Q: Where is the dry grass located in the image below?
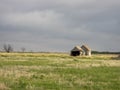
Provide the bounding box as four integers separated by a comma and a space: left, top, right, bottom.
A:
0, 83, 10, 90
0, 53, 120, 90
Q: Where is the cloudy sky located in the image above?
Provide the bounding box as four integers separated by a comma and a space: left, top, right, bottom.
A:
0, 0, 120, 52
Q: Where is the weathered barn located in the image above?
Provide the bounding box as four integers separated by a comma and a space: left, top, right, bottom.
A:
81, 45, 91, 56
71, 46, 83, 56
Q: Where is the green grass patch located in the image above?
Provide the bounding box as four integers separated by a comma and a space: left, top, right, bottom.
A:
0, 53, 120, 90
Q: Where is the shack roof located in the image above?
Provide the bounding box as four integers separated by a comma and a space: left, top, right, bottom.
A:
81, 45, 91, 51
71, 46, 83, 51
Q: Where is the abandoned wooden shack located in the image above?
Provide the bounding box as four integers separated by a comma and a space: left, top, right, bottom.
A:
71, 45, 91, 56
71, 46, 83, 56
81, 45, 91, 56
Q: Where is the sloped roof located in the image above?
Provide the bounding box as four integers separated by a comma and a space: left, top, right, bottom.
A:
81, 45, 91, 51
71, 46, 83, 51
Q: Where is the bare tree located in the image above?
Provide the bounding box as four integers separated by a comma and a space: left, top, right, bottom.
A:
21, 47, 26, 52
3, 44, 13, 53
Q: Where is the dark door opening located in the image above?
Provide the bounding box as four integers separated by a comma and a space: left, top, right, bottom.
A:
71, 51, 80, 56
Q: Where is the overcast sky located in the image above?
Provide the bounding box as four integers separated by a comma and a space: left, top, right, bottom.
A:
0, 0, 120, 52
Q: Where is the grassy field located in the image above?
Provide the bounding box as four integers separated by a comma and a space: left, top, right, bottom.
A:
0, 53, 120, 90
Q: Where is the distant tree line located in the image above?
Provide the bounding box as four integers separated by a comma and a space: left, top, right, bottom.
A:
92, 51, 120, 54
1, 44, 120, 54
1, 44, 26, 53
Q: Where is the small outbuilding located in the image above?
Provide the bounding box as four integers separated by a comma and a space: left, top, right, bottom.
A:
71, 46, 83, 56
81, 45, 91, 56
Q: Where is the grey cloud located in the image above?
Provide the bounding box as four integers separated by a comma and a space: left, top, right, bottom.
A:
0, 0, 120, 52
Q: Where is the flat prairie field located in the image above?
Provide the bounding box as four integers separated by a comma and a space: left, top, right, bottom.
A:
0, 53, 120, 90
